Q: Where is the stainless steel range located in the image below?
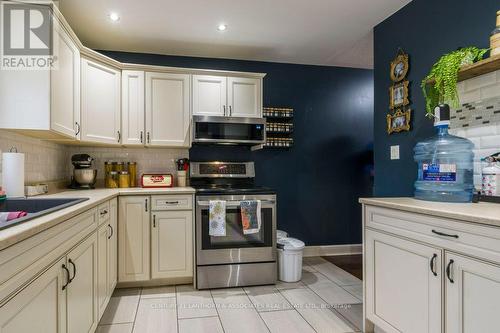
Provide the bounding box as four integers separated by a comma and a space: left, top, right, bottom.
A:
191, 161, 277, 289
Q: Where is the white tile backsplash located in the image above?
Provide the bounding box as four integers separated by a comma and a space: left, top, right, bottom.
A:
0, 129, 189, 187
450, 68, 500, 188
65, 145, 189, 181
0, 130, 70, 185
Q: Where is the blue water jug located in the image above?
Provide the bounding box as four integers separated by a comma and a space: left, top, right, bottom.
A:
414, 104, 475, 202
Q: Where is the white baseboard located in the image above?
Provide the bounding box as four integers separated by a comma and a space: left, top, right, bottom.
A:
303, 244, 362, 257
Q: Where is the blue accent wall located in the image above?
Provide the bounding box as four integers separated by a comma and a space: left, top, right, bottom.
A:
373, 0, 498, 197
101, 51, 373, 246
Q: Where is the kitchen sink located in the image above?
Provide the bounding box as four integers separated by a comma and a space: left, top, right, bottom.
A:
0, 198, 89, 230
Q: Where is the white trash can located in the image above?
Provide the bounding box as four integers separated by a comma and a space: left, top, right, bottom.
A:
277, 230, 288, 240
277, 237, 305, 282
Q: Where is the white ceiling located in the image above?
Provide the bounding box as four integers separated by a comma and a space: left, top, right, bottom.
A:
58, 0, 411, 69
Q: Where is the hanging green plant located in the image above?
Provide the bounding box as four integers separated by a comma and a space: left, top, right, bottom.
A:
421, 47, 489, 118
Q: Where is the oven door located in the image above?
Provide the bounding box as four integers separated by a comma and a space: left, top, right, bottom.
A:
192, 115, 266, 145
196, 194, 276, 265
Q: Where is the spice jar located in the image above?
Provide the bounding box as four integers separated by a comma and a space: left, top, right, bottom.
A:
118, 171, 130, 188
127, 162, 137, 187
106, 171, 119, 188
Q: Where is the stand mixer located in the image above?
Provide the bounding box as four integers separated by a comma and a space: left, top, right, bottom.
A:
69, 154, 97, 189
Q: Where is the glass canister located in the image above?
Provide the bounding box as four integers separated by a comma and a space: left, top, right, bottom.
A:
118, 171, 130, 188
104, 161, 113, 174
127, 162, 137, 187
106, 171, 119, 188
114, 162, 125, 172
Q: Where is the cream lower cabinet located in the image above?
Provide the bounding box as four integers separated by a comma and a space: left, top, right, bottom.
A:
0, 232, 98, 333
363, 204, 500, 333
65, 232, 98, 333
445, 252, 500, 333
97, 199, 118, 318
151, 211, 193, 279
365, 229, 442, 333
118, 196, 150, 282
0, 257, 67, 332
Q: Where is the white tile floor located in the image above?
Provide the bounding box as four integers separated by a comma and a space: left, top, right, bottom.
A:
97, 257, 363, 333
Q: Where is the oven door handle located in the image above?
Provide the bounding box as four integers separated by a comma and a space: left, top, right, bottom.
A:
197, 200, 275, 207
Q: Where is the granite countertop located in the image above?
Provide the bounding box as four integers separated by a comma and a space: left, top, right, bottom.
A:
359, 197, 500, 228
0, 187, 196, 251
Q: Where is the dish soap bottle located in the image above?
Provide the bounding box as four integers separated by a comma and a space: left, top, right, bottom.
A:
481, 154, 500, 196
414, 104, 475, 202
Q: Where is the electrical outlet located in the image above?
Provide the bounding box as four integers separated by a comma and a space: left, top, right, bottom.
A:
390, 145, 400, 160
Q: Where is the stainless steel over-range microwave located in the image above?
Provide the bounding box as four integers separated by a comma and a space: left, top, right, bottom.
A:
192, 115, 266, 145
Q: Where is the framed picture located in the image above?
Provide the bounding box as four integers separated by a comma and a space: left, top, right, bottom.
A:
390, 53, 409, 82
389, 80, 409, 109
387, 109, 411, 134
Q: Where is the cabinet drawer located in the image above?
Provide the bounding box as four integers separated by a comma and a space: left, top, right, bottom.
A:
98, 201, 110, 224
151, 195, 192, 211
0, 209, 97, 303
365, 205, 500, 265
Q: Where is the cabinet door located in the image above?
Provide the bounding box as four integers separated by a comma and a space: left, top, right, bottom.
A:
118, 196, 150, 282
0, 258, 66, 333
108, 199, 118, 293
50, 19, 80, 139
145, 72, 191, 147
445, 252, 500, 333
122, 70, 145, 145
96, 223, 109, 318
151, 210, 193, 279
81, 58, 121, 144
227, 77, 262, 118
66, 233, 98, 333
365, 229, 442, 333
192, 75, 226, 116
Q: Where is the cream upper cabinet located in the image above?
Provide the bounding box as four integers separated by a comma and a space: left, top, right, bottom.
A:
0, 257, 66, 333
445, 252, 500, 333
50, 20, 81, 139
65, 233, 98, 333
151, 210, 193, 280
145, 72, 191, 147
118, 196, 151, 282
122, 70, 145, 145
81, 58, 121, 144
365, 229, 442, 333
227, 77, 262, 117
192, 75, 262, 118
192, 75, 227, 116
0, 14, 80, 140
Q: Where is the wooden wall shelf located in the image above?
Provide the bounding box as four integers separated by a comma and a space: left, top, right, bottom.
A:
425, 54, 500, 85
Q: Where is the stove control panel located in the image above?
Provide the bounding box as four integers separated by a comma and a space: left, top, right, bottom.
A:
190, 162, 255, 178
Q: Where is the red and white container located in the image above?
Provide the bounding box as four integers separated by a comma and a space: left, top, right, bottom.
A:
141, 174, 173, 188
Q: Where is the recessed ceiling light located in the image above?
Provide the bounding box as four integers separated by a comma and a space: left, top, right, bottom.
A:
109, 12, 120, 22
217, 24, 227, 31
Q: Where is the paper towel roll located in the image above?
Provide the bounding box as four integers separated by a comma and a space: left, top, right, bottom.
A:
2, 152, 25, 198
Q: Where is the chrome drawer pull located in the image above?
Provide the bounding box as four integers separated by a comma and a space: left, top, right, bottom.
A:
432, 229, 459, 238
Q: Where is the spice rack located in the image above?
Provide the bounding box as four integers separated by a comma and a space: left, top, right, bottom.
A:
263, 107, 294, 149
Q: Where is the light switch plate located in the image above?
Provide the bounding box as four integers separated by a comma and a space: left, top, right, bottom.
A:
390, 145, 400, 160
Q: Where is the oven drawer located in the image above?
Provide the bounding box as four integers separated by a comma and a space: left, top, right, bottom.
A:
197, 262, 277, 289
151, 195, 193, 211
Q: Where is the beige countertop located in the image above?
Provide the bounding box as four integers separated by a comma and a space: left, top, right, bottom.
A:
360, 197, 500, 228
0, 187, 195, 251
